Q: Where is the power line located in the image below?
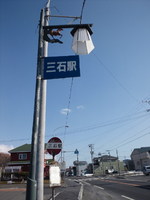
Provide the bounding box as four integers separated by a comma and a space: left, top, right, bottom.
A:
60, 111, 149, 136
108, 125, 150, 151
80, 0, 87, 23
1, 109, 149, 143
92, 52, 139, 102
110, 132, 150, 151
61, 78, 74, 144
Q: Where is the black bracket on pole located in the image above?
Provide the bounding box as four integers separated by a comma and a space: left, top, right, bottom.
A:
43, 24, 93, 43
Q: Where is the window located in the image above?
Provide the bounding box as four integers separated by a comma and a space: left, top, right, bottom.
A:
18, 153, 27, 160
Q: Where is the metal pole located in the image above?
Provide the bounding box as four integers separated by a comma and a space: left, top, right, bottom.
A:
52, 188, 55, 200
36, 1, 50, 200
51, 155, 55, 200
77, 152, 79, 176
26, 8, 44, 200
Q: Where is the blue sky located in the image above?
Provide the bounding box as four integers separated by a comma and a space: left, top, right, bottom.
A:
0, 0, 150, 167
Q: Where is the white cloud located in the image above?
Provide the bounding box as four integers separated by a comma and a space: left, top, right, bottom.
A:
60, 108, 71, 115
0, 144, 14, 153
76, 105, 85, 110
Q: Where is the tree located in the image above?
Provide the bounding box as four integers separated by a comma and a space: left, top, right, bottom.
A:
0, 153, 10, 180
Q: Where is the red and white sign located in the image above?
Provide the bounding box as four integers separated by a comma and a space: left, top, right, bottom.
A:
46, 137, 62, 156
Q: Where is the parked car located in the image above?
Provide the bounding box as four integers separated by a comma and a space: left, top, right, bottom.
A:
83, 173, 93, 177
142, 166, 150, 176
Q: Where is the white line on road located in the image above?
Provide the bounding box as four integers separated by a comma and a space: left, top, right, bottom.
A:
94, 185, 104, 190
121, 195, 135, 200
78, 182, 84, 200
81, 180, 91, 186
49, 192, 61, 200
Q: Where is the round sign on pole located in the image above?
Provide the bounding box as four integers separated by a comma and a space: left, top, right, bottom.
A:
46, 137, 62, 158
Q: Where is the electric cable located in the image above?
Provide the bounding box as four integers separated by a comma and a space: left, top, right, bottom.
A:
80, 0, 87, 23
64, 78, 74, 133
92, 52, 139, 102
108, 125, 150, 151
110, 132, 150, 151
1, 109, 149, 143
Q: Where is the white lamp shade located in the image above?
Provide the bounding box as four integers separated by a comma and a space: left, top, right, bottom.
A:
72, 28, 95, 55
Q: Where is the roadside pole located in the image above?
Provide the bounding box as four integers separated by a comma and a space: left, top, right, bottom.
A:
36, 1, 50, 200
89, 144, 94, 174
116, 149, 120, 175
26, 8, 44, 200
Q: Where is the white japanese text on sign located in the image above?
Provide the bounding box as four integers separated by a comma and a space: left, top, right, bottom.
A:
46, 143, 62, 149
46, 61, 77, 73
43, 55, 80, 80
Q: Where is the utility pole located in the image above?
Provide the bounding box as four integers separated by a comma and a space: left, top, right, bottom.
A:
26, 7, 45, 200
89, 144, 94, 173
36, 1, 50, 200
106, 150, 111, 169
116, 149, 120, 175
26, 1, 95, 199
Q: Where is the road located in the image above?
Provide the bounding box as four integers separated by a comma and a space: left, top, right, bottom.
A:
0, 175, 150, 200
84, 175, 150, 200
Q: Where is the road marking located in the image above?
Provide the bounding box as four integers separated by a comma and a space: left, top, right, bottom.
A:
101, 179, 139, 187
94, 185, 104, 190
78, 182, 84, 200
49, 192, 60, 200
82, 181, 91, 186
121, 195, 135, 200
0, 188, 26, 192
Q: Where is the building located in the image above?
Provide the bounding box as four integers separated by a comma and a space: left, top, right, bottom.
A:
93, 155, 124, 175
7, 144, 31, 173
73, 161, 87, 176
123, 159, 135, 171
131, 147, 150, 171
5, 144, 52, 179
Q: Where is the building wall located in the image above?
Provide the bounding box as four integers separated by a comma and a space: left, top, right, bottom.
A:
11, 152, 30, 162
94, 160, 124, 175
131, 150, 150, 170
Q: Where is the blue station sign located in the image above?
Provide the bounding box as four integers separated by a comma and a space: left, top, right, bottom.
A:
43, 55, 80, 80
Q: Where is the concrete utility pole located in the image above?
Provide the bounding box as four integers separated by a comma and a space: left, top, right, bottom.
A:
89, 144, 94, 173
36, 1, 50, 200
116, 149, 120, 175
26, 7, 45, 200
26, 1, 95, 199
106, 150, 111, 169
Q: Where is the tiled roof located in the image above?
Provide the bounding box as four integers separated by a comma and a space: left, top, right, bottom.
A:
132, 147, 150, 154
9, 143, 48, 153
140, 147, 150, 153
9, 144, 31, 153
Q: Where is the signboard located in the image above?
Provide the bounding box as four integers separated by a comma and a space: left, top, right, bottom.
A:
43, 55, 80, 79
46, 137, 62, 156
49, 165, 61, 187
74, 149, 79, 154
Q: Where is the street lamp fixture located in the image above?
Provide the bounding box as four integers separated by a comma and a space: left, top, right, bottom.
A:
43, 23, 94, 55
71, 27, 94, 55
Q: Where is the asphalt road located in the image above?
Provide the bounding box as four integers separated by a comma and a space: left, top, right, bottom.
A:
84, 175, 150, 200
0, 175, 150, 200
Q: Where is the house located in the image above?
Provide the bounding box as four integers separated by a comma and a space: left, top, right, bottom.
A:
6, 144, 52, 178
7, 144, 31, 173
131, 147, 150, 171
93, 155, 124, 175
